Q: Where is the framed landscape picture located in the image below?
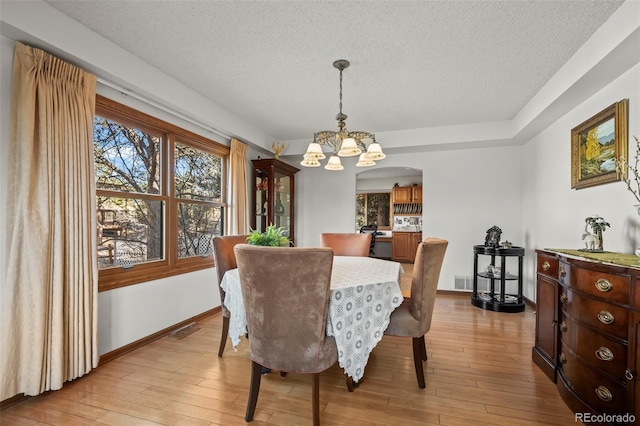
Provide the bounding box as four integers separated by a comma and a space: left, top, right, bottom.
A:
571, 98, 628, 189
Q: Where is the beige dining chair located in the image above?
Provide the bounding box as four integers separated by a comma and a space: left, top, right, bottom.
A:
383, 237, 448, 388
212, 234, 248, 357
234, 244, 339, 425
320, 232, 372, 257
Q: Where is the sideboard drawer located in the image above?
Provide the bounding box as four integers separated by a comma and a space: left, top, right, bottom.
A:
559, 343, 628, 415
561, 289, 628, 341
559, 314, 627, 380
537, 253, 558, 278
570, 266, 629, 305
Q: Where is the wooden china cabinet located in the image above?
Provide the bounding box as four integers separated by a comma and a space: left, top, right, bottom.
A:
251, 158, 299, 245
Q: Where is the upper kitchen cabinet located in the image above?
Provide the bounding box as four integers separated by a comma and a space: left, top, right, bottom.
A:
393, 185, 421, 204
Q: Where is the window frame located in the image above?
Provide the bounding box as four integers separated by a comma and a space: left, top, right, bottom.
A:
356, 191, 392, 231
95, 95, 229, 291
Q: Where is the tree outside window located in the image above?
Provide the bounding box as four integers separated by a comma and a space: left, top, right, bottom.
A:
356, 192, 391, 229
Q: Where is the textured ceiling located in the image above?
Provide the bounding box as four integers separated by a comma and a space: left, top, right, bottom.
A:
44, 0, 623, 144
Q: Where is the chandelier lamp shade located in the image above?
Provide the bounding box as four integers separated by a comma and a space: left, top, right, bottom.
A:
301, 59, 385, 170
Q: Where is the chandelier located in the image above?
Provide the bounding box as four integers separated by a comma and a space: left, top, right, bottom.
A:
300, 59, 385, 170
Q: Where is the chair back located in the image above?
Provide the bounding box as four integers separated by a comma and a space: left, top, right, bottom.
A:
409, 238, 448, 335
212, 235, 248, 315
320, 232, 372, 257
359, 225, 378, 255
234, 244, 337, 373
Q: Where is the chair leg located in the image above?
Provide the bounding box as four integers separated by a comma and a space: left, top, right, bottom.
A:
420, 335, 428, 361
312, 373, 320, 426
245, 361, 262, 422
218, 316, 229, 357
412, 337, 426, 389
345, 374, 354, 392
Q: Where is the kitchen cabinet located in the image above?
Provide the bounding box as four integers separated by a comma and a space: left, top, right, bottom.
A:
392, 185, 421, 204
392, 232, 421, 262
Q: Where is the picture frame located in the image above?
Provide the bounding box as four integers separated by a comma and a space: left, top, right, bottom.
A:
571, 98, 628, 189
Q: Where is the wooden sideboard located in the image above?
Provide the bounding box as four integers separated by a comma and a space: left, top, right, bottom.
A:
533, 249, 640, 421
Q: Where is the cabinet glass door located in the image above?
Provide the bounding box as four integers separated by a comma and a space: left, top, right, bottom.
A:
274, 171, 291, 238
255, 169, 268, 233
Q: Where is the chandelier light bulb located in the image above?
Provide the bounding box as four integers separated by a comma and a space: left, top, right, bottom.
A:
300, 157, 321, 167
303, 142, 326, 160
363, 142, 386, 160
324, 155, 344, 170
337, 137, 362, 157
356, 153, 376, 167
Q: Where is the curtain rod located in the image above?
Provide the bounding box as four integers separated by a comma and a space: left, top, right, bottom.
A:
96, 77, 231, 141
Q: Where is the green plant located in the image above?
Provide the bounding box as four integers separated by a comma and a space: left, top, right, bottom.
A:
246, 224, 290, 246
585, 215, 610, 234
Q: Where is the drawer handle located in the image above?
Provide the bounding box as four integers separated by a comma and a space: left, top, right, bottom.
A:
559, 353, 567, 364
626, 369, 634, 381
559, 267, 566, 278
595, 385, 613, 402
542, 261, 550, 271
597, 310, 615, 325
560, 293, 568, 304
559, 322, 567, 332
595, 347, 614, 362
595, 278, 613, 292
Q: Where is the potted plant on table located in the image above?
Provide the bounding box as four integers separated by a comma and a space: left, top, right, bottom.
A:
583, 215, 610, 252
246, 224, 290, 246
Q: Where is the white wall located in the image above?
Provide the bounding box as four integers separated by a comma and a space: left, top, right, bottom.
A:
521, 63, 640, 298
98, 268, 216, 354
356, 174, 422, 192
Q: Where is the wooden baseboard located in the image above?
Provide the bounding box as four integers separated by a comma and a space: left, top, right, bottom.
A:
436, 290, 536, 308
99, 307, 220, 364
1, 307, 221, 410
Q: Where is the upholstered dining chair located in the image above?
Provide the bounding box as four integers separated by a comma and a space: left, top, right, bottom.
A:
320, 232, 372, 257
234, 244, 338, 425
212, 234, 248, 357
383, 237, 448, 388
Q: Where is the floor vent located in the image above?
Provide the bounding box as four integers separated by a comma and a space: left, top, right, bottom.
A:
169, 322, 200, 340
454, 276, 488, 292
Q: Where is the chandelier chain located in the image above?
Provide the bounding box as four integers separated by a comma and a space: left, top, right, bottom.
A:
339, 66, 343, 117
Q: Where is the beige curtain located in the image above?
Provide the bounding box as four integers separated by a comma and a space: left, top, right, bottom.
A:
1, 42, 98, 399
229, 138, 249, 234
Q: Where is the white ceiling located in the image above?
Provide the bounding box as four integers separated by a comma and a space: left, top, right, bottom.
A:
42, 0, 624, 149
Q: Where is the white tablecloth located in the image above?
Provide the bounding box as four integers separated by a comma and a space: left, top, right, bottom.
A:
220, 256, 404, 381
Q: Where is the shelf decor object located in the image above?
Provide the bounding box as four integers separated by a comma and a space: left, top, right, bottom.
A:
300, 59, 385, 170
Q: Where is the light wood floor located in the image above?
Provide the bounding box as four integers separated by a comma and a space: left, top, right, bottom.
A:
1, 293, 576, 425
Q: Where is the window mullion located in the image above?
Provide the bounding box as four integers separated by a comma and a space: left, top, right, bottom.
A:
166, 132, 175, 267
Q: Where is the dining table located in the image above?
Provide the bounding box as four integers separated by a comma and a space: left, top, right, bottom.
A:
220, 255, 404, 382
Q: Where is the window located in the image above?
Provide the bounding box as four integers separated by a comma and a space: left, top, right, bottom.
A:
94, 95, 228, 290
355, 192, 391, 229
